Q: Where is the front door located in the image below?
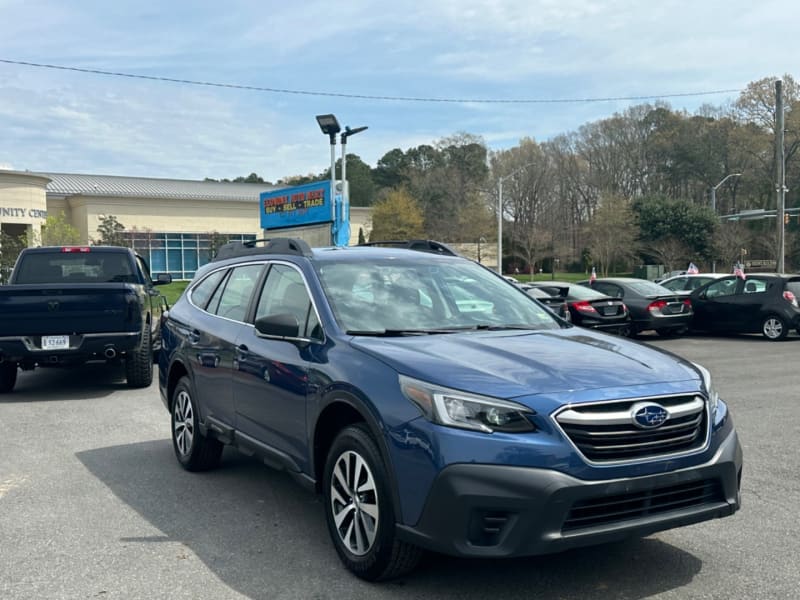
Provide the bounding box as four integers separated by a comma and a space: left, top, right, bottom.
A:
232, 263, 321, 470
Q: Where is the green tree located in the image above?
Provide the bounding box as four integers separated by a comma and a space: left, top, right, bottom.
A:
0, 231, 27, 283
95, 215, 126, 246
38, 212, 82, 246
358, 227, 366, 245
634, 195, 717, 262
369, 188, 425, 241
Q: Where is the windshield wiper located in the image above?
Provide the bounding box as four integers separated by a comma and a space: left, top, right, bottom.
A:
346, 328, 460, 337
467, 324, 539, 331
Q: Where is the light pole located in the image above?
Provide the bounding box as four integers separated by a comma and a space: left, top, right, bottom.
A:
338, 125, 367, 247
315, 115, 367, 247
497, 163, 535, 275
711, 173, 741, 214
711, 172, 742, 273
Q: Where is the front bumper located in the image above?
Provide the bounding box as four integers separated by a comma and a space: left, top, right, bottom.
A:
396, 428, 741, 558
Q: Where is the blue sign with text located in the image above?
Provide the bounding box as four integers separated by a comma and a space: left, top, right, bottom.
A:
260, 181, 333, 230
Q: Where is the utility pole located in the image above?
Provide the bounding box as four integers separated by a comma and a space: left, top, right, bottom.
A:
776, 80, 786, 273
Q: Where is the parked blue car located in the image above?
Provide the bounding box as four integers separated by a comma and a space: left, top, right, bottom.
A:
159, 238, 742, 581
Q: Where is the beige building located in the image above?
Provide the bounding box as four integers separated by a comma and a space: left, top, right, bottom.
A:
0, 170, 373, 279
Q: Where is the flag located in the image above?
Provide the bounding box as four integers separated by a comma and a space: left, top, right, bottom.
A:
590, 266, 597, 283
733, 262, 746, 280
687, 262, 699, 274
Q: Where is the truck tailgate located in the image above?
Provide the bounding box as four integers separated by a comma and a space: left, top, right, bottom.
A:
0, 284, 140, 336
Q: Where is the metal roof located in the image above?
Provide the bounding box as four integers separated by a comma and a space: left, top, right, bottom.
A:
39, 171, 278, 202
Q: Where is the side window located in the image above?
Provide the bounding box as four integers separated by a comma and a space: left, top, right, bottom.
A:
593, 282, 621, 297
190, 269, 227, 309
743, 279, 767, 294
255, 264, 320, 339
213, 264, 264, 322
706, 278, 737, 298
135, 256, 152, 285
662, 278, 684, 292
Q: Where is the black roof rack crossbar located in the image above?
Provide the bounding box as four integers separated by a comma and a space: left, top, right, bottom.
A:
358, 239, 459, 256
212, 237, 313, 261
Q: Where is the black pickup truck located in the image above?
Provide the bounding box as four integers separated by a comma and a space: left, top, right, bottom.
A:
0, 246, 171, 393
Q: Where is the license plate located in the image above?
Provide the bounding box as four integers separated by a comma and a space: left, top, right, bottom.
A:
42, 335, 69, 350
602, 307, 617, 316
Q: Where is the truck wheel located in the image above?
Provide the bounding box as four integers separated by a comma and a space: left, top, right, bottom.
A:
171, 376, 223, 471
125, 326, 153, 388
323, 424, 422, 581
0, 361, 18, 393
762, 315, 788, 340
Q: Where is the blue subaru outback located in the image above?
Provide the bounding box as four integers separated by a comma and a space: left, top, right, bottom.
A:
159, 238, 742, 580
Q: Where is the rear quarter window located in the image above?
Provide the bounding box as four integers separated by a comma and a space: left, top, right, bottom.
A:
190, 269, 227, 309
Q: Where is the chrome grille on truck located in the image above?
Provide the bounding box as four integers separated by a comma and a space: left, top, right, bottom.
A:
554, 395, 708, 463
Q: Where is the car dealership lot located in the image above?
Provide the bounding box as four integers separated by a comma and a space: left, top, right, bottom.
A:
1, 334, 798, 599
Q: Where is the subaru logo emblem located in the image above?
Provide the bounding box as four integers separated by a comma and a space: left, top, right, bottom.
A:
630, 402, 669, 429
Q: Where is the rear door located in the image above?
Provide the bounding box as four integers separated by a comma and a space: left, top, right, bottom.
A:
732, 276, 771, 331
189, 263, 264, 428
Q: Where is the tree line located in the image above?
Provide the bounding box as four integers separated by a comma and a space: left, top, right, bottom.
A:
254, 74, 800, 274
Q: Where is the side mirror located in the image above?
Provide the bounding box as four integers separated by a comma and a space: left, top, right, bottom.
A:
154, 273, 173, 286
255, 313, 300, 339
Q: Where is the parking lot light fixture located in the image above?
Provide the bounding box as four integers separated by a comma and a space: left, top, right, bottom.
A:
316, 114, 341, 219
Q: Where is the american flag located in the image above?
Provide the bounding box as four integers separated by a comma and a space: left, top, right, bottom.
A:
590, 266, 597, 283
733, 262, 746, 279
687, 262, 699, 274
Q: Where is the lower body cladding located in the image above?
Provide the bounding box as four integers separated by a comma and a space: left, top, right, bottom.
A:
396, 429, 741, 557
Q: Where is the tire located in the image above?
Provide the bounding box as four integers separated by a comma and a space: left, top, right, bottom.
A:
125, 325, 153, 388
171, 376, 223, 471
0, 361, 18, 393
762, 314, 788, 341
323, 424, 422, 581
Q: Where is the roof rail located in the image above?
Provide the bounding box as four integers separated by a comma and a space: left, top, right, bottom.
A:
212, 237, 313, 261
358, 239, 459, 256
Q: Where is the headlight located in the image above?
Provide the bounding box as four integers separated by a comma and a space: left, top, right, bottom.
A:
399, 375, 536, 433
693, 363, 719, 417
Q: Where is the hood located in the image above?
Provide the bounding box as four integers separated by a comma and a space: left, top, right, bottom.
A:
350, 328, 698, 400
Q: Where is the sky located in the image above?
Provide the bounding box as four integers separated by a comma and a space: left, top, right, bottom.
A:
0, 0, 797, 182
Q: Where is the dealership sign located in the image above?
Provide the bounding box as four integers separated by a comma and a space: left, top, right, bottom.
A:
260, 181, 332, 230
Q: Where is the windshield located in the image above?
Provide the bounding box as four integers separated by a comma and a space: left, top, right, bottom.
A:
316, 258, 561, 334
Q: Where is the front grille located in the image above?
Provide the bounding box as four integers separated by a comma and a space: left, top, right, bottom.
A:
562, 479, 724, 532
555, 395, 708, 462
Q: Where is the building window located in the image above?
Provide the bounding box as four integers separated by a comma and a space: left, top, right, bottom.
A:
121, 231, 256, 280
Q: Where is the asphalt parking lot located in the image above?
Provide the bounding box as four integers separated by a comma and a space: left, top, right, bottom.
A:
1, 333, 798, 599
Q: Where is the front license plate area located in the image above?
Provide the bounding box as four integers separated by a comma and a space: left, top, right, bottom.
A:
42, 335, 70, 350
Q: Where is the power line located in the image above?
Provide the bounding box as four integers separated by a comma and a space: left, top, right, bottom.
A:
0, 58, 742, 105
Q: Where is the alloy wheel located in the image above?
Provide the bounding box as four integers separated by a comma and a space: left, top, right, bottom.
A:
173, 389, 195, 456
330, 450, 379, 556
763, 317, 784, 340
